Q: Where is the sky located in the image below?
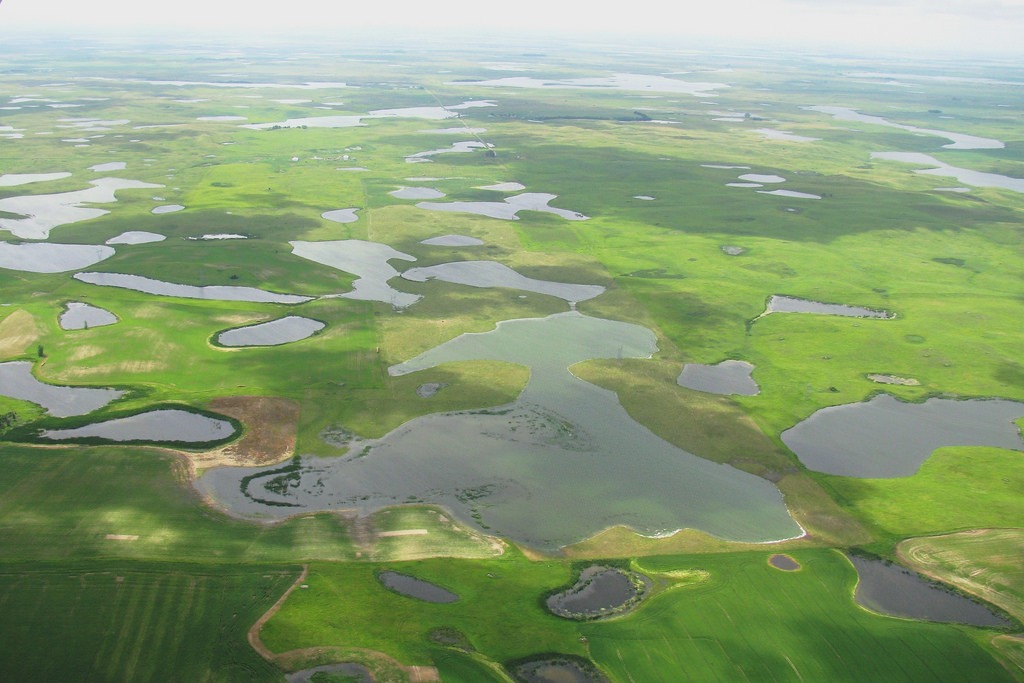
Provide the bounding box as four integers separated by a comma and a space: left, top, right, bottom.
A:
3, 0, 1024, 56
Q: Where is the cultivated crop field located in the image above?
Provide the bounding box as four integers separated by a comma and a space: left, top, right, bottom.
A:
0, 30, 1021, 682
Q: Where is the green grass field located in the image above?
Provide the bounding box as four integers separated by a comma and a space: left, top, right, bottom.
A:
258, 549, 1016, 682
0, 561, 297, 682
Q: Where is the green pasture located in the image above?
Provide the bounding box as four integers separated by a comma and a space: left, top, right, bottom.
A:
0, 561, 296, 682
261, 549, 1015, 682
0, 444, 358, 563
585, 550, 1015, 683
821, 446, 1024, 544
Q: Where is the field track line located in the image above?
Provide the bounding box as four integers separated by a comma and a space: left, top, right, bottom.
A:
248, 564, 309, 661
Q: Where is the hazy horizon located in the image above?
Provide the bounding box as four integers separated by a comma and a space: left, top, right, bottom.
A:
3, 0, 1024, 58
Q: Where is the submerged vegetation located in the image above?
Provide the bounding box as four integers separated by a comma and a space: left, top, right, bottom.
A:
0, 29, 1021, 683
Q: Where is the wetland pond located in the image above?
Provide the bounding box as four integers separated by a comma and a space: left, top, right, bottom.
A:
377, 571, 459, 603
547, 566, 650, 619
60, 302, 118, 330
106, 231, 165, 245
401, 260, 605, 303
151, 204, 184, 214
0, 361, 124, 417
871, 152, 1024, 193
41, 408, 236, 444
677, 359, 758, 396
848, 555, 1010, 627
197, 311, 802, 550
807, 106, 1003, 150
763, 295, 892, 319
285, 664, 371, 683
416, 193, 588, 221
320, 208, 360, 223
769, 554, 801, 571
512, 656, 609, 683
74, 272, 312, 304
289, 239, 420, 307
216, 316, 324, 347
0, 242, 114, 273
0, 177, 162, 240
783, 394, 1024, 478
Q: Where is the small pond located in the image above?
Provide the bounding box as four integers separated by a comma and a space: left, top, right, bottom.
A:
757, 189, 821, 199
739, 173, 785, 183
401, 260, 605, 303
764, 295, 892, 319
151, 204, 184, 214
216, 316, 324, 347
677, 359, 758, 396
406, 141, 490, 160
0, 172, 71, 187
285, 663, 371, 683
416, 192, 588, 221
89, 162, 127, 172
416, 382, 447, 398
769, 554, 801, 571
41, 408, 236, 444
420, 234, 484, 247
512, 656, 609, 683
289, 239, 420, 308
756, 128, 819, 142
389, 187, 445, 200
74, 272, 312, 304
106, 231, 166, 245
782, 394, 1024, 478
321, 208, 360, 224
0, 361, 124, 417
848, 555, 1011, 627
60, 302, 118, 330
377, 571, 458, 603
0, 241, 114, 273
547, 566, 650, 619
478, 181, 525, 192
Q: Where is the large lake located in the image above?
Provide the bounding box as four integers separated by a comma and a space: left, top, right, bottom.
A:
197, 312, 801, 550
783, 394, 1024, 477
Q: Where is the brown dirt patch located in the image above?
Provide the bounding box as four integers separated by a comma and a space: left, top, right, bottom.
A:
186, 396, 299, 471
0, 309, 39, 358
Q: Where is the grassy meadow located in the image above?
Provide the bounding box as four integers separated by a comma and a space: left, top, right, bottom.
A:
0, 33, 1021, 682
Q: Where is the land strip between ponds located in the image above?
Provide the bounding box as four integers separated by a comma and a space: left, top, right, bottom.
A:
247, 566, 443, 680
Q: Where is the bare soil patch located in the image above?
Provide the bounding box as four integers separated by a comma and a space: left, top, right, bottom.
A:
187, 396, 299, 471
378, 529, 429, 537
